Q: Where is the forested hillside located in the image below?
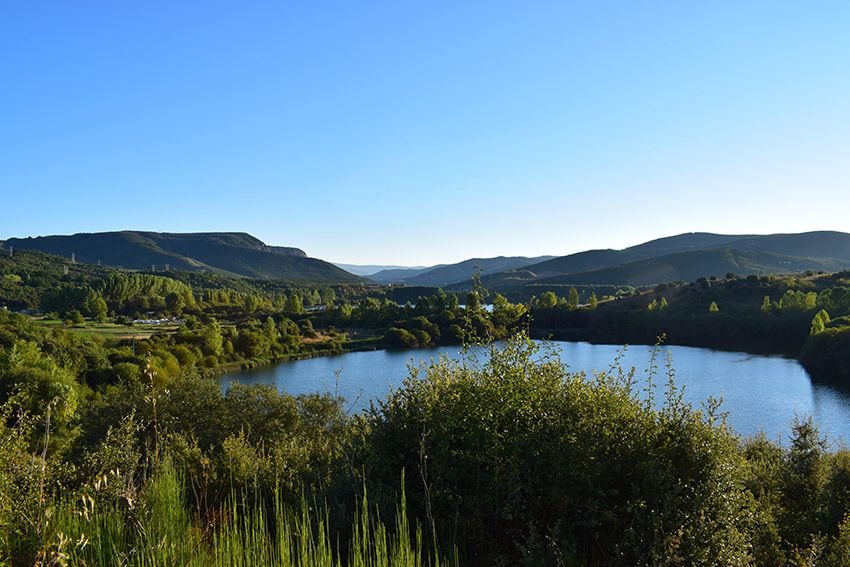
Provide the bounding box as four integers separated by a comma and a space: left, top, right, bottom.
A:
449, 231, 850, 294
3, 232, 359, 283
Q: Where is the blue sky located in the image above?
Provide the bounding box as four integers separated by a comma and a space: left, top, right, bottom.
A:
2, 2, 848, 265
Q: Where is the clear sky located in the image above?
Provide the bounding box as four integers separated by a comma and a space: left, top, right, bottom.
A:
1, 2, 849, 265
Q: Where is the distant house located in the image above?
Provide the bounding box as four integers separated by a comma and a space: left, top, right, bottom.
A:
132, 317, 186, 325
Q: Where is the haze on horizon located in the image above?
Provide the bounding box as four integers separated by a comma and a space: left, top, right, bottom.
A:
2, 2, 849, 266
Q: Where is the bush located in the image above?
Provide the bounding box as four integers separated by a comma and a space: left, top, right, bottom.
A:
361, 335, 752, 564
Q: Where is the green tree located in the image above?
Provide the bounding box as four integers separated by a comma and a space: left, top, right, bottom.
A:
659, 297, 668, 310
264, 316, 279, 342
0, 340, 82, 452
781, 418, 828, 546
568, 287, 580, 310
466, 269, 488, 313
588, 292, 599, 310
285, 294, 304, 314
201, 318, 224, 357
299, 318, 316, 338
235, 329, 271, 359
385, 327, 418, 348
67, 309, 85, 326
321, 288, 336, 311
538, 291, 558, 308
709, 301, 719, 313
761, 295, 772, 314
165, 291, 185, 314
810, 309, 831, 336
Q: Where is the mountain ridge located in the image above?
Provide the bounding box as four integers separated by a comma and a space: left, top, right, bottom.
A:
449, 231, 850, 292
3, 231, 360, 284
370, 255, 556, 286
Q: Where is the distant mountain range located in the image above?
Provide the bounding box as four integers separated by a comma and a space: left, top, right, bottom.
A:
2, 231, 362, 284
359, 231, 850, 292
332, 263, 428, 277
447, 231, 850, 293
4, 230, 849, 291
369, 256, 556, 286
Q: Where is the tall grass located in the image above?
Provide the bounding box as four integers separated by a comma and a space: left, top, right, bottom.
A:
34, 462, 451, 567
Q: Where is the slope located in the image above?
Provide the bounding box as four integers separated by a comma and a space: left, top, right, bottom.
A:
523, 248, 850, 288
4, 231, 361, 284
384, 256, 556, 287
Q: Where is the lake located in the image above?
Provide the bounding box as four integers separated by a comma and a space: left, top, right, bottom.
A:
222, 341, 850, 446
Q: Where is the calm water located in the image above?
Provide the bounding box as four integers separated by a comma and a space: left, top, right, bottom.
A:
222, 342, 850, 446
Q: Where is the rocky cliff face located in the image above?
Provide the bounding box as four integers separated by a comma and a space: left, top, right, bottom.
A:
266, 245, 307, 257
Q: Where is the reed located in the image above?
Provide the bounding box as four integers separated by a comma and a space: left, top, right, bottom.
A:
35, 461, 451, 567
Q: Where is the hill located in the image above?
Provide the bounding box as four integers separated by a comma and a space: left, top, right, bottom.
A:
440, 231, 850, 294
521, 231, 850, 279
334, 263, 428, 277
3, 231, 361, 284
372, 256, 555, 286
368, 266, 437, 283
526, 248, 850, 287
371, 232, 850, 290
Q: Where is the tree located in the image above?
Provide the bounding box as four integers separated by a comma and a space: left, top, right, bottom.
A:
299, 318, 316, 338
647, 299, 658, 311
321, 288, 336, 311
466, 289, 482, 312
538, 291, 558, 308
67, 309, 85, 326
412, 329, 432, 346
659, 297, 669, 310
568, 287, 580, 310
466, 268, 489, 313
782, 418, 828, 545
385, 327, 418, 348
87, 295, 109, 322
264, 316, 279, 342
761, 295, 772, 314
0, 340, 82, 452
165, 291, 185, 315
709, 301, 719, 313
810, 309, 830, 336
285, 294, 304, 315
235, 329, 271, 359
201, 318, 224, 357
589, 292, 599, 310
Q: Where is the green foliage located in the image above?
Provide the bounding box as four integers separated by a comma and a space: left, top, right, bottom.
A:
5, 231, 361, 283
801, 324, 850, 383
362, 336, 752, 564
99, 272, 196, 314
779, 289, 818, 311
537, 291, 558, 308
811, 309, 831, 335
568, 286, 580, 310
386, 327, 419, 348
8, 256, 850, 563
30, 460, 448, 567
818, 286, 850, 312
0, 340, 83, 453
709, 300, 719, 313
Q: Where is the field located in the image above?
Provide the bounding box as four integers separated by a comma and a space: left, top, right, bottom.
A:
35, 318, 180, 340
